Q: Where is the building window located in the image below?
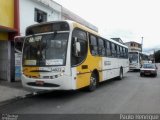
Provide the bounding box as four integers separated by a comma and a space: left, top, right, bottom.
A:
35, 8, 47, 23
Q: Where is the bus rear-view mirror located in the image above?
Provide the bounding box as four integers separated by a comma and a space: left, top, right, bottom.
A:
74, 42, 81, 57
76, 42, 81, 53
73, 37, 81, 57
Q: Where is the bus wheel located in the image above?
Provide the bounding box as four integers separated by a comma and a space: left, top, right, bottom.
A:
88, 72, 98, 92
118, 68, 123, 80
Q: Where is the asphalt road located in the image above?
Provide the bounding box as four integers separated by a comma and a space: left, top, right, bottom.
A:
0, 70, 160, 114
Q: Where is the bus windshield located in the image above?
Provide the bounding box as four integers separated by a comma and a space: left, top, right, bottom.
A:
129, 52, 138, 63
23, 32, 69, 66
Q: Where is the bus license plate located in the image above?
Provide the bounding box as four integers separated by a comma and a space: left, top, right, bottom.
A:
36, 81, 44, 85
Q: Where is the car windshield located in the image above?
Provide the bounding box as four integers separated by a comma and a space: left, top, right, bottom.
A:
143, 64, 155, 69
23, 32, 69, 66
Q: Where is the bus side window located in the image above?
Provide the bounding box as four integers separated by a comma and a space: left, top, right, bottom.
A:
98, 38, 105, 56
71, 29, 88, 66
117, 45, 120, 58
123, 47, 126, 58
89, 35, 98, 56
115, 44, 117, 57
120, 46, 123, 58
126, 48, 128, 58
105, 40, 111, 57
111, 43, 116, 57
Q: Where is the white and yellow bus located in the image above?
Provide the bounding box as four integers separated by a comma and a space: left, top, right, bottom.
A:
21, 20, 129, 91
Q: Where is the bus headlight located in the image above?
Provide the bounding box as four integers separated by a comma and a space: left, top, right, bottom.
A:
49, 73, 64, 79
60, 73, 64, 76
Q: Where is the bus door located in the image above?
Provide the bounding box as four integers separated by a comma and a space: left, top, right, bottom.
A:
14, 36, 25, 81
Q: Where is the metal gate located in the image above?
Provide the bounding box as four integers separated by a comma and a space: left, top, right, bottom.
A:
0, 41, 9, 81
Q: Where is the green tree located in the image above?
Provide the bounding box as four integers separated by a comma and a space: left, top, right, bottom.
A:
155, 50, 160, 63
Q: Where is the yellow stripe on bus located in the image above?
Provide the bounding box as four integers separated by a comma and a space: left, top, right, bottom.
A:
23, 67, 40, 78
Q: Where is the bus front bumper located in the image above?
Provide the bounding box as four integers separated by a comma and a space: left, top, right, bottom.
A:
21, 75, 74, 92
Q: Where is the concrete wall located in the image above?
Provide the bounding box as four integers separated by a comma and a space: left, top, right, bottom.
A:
0, 41, 10, 80
19, 0, 62, 36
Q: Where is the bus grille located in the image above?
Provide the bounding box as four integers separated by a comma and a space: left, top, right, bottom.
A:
27, 82, 60, 87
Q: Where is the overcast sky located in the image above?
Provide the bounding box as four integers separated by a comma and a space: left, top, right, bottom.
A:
54, 0, 160, 51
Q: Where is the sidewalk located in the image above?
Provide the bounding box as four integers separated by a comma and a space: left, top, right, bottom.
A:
0, 80, 31, 106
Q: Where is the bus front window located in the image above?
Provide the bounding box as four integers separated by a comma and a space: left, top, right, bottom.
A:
129, 53, 138, 64
23, 33, 69, 66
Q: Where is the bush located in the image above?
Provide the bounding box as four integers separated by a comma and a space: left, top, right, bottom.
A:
155, 50, 160, 63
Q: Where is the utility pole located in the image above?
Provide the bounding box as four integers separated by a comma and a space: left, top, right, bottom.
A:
141, 37, 143, 52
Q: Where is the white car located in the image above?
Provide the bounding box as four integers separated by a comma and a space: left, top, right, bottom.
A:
140, 63, 158, 77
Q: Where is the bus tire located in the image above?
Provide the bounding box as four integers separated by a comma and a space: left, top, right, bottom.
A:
118, 68, 123, 80
87, 72, 98, 92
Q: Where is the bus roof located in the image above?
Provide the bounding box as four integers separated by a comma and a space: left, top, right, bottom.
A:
70, 20, 128, 48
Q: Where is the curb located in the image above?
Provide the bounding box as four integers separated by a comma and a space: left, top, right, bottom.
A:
0, 91, 52, 108
0, 93, 33, 108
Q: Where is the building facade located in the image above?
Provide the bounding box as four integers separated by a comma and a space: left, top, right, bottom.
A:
0, 0, 98, 82
61, 7, 98, 32
125, 41, 142, 52
19, 0, 62, 36
0, 0, 19, 81
19, 0, 98, 36
111, 38, 124, 44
